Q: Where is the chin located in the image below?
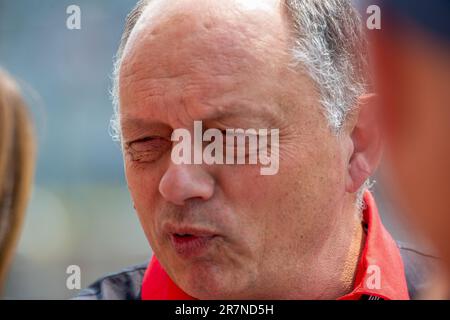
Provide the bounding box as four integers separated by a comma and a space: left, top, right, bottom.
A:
176, 261, 246, 299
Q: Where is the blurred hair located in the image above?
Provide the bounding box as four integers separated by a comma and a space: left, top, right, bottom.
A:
0, 68, 35, 291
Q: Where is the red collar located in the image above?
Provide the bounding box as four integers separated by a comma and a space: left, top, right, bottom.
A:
141, 191, 409, 300
338, 191, 409, 300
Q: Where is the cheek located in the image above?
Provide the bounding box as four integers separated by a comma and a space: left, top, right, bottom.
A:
125, 160, 160, 201
215, 167, 267, 238
281, 137, 346, 201
276, 142, 346, 225
217, 142, 344, 247
124, 161, 163, 229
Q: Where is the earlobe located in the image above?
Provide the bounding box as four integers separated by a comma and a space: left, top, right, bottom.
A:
346, 153, 372, 193
345, 94, 382, 193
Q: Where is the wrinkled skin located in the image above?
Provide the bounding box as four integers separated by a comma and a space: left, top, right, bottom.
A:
119, 0, 377, 299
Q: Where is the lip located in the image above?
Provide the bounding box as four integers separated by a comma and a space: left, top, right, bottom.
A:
164, 224, 219, 258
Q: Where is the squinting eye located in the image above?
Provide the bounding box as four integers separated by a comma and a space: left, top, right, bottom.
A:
130, 136, 169, 152
126, 136, 171, 163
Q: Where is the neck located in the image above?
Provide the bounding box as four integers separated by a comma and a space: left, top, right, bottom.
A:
338, 210, 365, 295
311, 201, 365, 299
260, 198, 366, 300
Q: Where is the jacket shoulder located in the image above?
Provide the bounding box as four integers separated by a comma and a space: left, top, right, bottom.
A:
397, 242, 439, 299
74, 262, 148, 300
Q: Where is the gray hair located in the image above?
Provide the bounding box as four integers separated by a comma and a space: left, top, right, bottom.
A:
284, 0, 369, 131
109, 0, 371, 204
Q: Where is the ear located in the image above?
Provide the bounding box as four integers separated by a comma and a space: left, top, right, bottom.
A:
345, 94, 382, 193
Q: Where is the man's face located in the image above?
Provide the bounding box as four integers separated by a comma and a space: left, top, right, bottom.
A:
119, 0, 351, 299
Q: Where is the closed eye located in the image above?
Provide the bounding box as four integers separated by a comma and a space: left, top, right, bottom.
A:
125, 136, 171, 163
128, 136, 169, 151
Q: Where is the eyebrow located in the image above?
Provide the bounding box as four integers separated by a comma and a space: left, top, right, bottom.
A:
121, 117, 159, 131
120, 118, 172, 140
120, 100, 282, 137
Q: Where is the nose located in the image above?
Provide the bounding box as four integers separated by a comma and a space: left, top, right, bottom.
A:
159, 164, 215, 206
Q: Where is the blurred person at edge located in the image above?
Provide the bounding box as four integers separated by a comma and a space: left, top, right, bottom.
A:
77, 0, 435, 300
0, 68, 35, 293
372, 0, 450, 299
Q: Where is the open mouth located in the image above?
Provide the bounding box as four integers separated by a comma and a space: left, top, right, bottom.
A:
172, 233, 200, 243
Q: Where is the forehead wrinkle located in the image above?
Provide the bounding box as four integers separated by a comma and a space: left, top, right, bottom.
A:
122, 26, 262, 85
121, 67, 241, 125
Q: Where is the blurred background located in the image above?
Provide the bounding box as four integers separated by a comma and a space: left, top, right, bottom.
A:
0, 0, 150, 299
0, 0, 418, 299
